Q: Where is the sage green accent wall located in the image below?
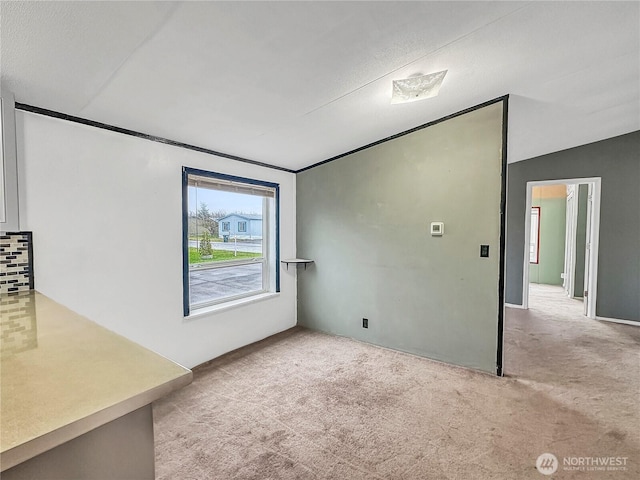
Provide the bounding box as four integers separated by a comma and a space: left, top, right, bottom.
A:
529, 186, 566, 286
573, 184, 588, 297
296, 102, 504, 374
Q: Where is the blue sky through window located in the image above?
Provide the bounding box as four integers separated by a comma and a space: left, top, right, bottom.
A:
188, 186, 262, 215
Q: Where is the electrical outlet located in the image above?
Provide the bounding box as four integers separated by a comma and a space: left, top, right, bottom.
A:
362, 318, 369, 328
480, 245, 489, 257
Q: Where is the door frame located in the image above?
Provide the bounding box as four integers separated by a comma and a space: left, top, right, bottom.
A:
521, 177, 601, 318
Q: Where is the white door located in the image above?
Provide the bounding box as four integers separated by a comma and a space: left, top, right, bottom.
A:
563, 185, 576, 297
583, 184, 594, 316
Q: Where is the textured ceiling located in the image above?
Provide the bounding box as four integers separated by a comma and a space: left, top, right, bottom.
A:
1, 1, 638, 171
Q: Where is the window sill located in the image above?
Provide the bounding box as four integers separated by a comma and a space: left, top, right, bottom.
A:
184, 292, 280, 320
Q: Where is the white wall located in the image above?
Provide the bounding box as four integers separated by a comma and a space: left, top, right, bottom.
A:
16, 111, 297, 368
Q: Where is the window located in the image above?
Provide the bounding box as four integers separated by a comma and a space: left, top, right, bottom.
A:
182, 167, 279, 315
530, 207, 540, 264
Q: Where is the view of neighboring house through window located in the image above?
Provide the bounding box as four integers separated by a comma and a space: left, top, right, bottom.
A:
182, 168, 279, 315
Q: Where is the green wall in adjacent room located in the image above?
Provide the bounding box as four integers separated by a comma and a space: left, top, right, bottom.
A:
573, 184, 589, 297
530, 185, 566, 286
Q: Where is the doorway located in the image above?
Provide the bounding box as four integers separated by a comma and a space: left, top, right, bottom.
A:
521, 178, 601, 318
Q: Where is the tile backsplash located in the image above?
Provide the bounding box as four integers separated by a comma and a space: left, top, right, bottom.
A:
0, 232, 34, 295
0, 293, 37, 356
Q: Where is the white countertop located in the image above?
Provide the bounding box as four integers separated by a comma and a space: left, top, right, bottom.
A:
0, 291, 192, 471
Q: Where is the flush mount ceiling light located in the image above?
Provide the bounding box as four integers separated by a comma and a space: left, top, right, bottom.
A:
391, 70, 448, 104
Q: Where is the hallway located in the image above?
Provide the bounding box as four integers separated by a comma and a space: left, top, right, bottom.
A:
504, 283, 639, 469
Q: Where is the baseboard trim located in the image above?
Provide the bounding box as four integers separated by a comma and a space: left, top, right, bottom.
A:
596, 316, 639, 327
505, 303, 525, 309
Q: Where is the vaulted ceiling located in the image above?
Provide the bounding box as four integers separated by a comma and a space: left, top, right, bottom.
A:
1, 1, 638, 171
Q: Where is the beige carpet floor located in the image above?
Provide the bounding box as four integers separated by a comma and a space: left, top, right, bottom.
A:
154, 284, 639, 479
